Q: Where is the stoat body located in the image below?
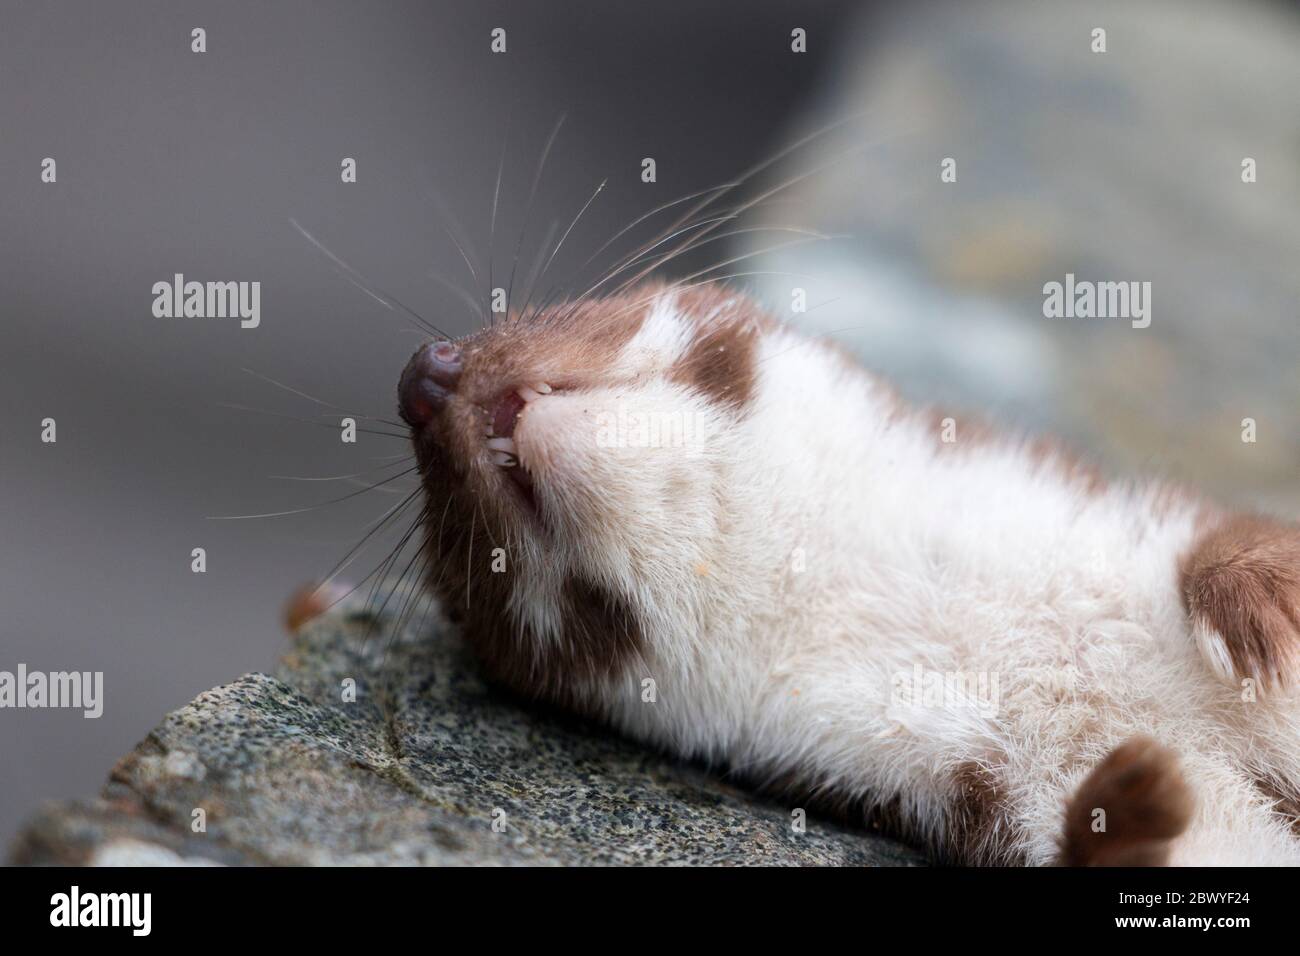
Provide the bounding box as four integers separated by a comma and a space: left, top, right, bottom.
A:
397, 284, 1300, 865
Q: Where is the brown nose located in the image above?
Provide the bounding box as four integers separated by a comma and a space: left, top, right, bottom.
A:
399, 340, 462, 427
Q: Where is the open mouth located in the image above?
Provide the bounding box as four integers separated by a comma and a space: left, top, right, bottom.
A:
485, 383, 553, 512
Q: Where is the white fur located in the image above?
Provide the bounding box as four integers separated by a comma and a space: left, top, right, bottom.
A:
510, 295, 1300, 865
612, 295, 697, 378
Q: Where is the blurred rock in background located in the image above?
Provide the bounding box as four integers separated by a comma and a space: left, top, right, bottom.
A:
744, 0, 1300, 512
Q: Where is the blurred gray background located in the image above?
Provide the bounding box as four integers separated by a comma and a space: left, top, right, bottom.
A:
0, 0, 860, 850
2, 0, 1297, 850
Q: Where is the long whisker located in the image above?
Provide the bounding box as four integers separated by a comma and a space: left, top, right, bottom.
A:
596, 270, 817, 326
442, 228, 487, 324
290, 218, 451, 339
560, 117, 895, 324
239, 368, 407, 430
525, 177, 607, 316
465, 505, 477, 609
308, 505, 428, 626
433, 491, 456, 561
566, 214, 738, 305
505, 113, 566, 318
517, 218, 560, 325
239, 367, 339, 409
379, 540, 436, 675
674, 235, 843, 286
573, 182, 739, 278
588, 235, 840, 356
587, 218, 833, 299
338, 477, 417, 495
428, 270, 487, 325
606, 150, 867, 298
421, 184, 484, 288
531, 214, 732, 328
328, 412, 408, 427
315, 486, 425, 592
444, 225, 481, 288
363, 510, 432, 646
488, 104, 514, 324
207, 465, 420, 519
386, 570, 440, 681
581, 117, 861, 301
361, 503, 429, 616
644, 223, 837, 262
269, 463, 415, 482
216, 402, 409, 439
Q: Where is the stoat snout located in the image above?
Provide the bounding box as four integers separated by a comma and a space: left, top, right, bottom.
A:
397, 339, 463, 425
398, 337, 557, 515
397, 284, 760, 707
397, 283, 755, 536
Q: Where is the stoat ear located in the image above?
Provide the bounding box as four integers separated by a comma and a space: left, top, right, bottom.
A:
667, 287, 770, 413
670, 313, 762, 412
1180, 514, 1300, 692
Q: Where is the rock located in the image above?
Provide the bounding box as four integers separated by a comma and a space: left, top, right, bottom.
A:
9, 603, 926, 866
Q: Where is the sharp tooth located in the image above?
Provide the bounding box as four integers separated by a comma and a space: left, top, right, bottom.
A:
533, 382, 553, 394
487, 437, 517, 454
491, 451, 517, 467
517, 385, 542, 403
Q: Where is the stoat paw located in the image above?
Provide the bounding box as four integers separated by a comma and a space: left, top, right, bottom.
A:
1059, 737, 1194, 867
1181, 515, 1300, 693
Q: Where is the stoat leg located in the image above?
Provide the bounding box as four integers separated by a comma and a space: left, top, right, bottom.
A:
1180, 514, 1300, 693
1057, 737, 1194, 866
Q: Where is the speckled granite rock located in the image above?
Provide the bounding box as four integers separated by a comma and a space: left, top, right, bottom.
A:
9, 604, 925, 866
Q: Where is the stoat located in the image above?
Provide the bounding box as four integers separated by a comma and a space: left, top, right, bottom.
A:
395, 283, 1300, 866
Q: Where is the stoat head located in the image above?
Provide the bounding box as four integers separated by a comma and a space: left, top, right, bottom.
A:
398, 283, 768, 708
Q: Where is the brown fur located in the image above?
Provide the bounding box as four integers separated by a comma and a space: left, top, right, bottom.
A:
465, 575, 646, 710
405, 285, 772, 704
1180, 513, 1300, 690
1251, 773, 1300, 837
414, 471, 647, 711
761, 760, 1028, 866
404, 291, 665, 708
1058, 736, 1194, 866
668, 286, 767, 412
946, 761, 1023, 865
